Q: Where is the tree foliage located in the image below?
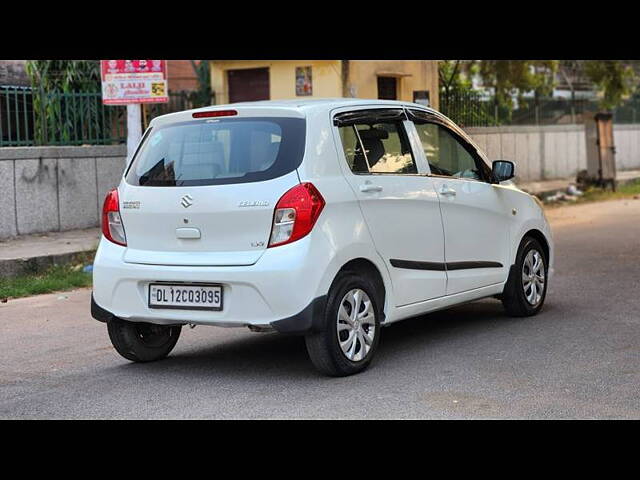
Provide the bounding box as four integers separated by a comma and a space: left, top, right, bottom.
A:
440, 59, 640, 125
475, 60, 558, 108
188, 60, 213, 107
439, 60, 497, 127
440, 60, 559, 113
25, 60, 100, 93
24, 60, 103, 144
438, 60, 475, 97
583, 60, 635, 110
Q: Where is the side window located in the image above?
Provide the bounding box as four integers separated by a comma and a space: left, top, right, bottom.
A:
338, 120, 417, 175
338, 123, 365, 173
414, 122, 483, 180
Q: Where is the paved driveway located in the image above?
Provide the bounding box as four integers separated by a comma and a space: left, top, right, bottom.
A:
1, 199, 639, 419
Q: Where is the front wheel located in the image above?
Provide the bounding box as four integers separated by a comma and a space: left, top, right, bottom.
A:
107, 317, 182, 362
502, 236, 548, 317
305, 273, 381, 376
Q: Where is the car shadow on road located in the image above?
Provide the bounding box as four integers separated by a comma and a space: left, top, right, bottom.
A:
111, 298, 548, 381
380, 299, 523, 348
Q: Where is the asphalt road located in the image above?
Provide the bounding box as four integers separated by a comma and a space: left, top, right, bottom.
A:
1, 199, 639, 419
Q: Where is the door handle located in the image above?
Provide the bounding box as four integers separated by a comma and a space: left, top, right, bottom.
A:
439, 185, 456, 196
360, 184, 383, 193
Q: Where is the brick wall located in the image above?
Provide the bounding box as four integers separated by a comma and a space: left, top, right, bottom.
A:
167, 60, 199, 92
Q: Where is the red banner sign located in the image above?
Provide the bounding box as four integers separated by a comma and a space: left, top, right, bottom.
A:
100, 60, 168, 105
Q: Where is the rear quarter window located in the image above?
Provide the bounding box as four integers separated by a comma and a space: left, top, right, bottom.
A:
125, 117, 306, 186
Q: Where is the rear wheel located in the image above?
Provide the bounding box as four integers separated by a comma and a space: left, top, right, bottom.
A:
305, 273, 381, 376
502, 236, 548, 317
107, 317, 182, 362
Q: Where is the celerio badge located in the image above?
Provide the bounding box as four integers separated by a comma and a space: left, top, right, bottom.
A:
238, 200, 269, 207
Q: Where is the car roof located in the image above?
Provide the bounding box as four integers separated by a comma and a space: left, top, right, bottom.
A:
215, 97, 438, 113
149, 98, 443, 128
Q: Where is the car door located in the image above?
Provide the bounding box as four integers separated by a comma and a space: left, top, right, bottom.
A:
333, 108, 447, 306
408, 109, 511, 295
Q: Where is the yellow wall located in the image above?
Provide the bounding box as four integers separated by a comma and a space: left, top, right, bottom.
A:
210, 60, 342, 104
346, 61, 439, 109
210, 60, 439, 109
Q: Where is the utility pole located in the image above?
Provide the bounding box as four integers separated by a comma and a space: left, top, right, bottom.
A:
100, 60, 168, 164
560, 62, 576, 124
341, 60, 350, 97
126, 103, 142, 162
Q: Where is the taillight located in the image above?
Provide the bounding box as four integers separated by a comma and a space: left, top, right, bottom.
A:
192, 110, 237, 118
268, 183, 325, 248
102, 189, 127, 246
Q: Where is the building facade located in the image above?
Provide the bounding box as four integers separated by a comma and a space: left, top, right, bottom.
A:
166, 60, 201, 92
209, 60, 439, 109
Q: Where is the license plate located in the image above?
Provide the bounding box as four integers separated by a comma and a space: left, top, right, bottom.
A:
148, 283, 223, 310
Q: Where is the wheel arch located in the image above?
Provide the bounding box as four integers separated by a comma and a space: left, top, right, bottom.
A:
520, 228, 550, 265
333, 258, 388, 322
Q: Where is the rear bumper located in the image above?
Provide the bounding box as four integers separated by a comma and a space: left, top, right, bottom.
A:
269, 295, 327, 334
91, 235, 328, 331
91, 292, 327, 334
91, 293, 113, 323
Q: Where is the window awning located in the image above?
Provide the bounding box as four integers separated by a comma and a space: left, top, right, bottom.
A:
376, 71, 413, 77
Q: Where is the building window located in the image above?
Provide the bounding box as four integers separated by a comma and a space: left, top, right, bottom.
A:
413, 90, 430, 107
377, 76, 397, 100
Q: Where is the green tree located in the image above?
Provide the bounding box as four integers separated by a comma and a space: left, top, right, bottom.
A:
439, 60, 496, 127
476, 60, 558, 110
583, 60, 636, 110
25, 60, 100, 93
25, 60, 102, 144
438, 60, 474, 97
188, 60, 213, 108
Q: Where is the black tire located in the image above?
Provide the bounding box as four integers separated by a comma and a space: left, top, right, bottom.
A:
502, 236, 548, 317
305, 272, 382, 377
107, 317, 182, 363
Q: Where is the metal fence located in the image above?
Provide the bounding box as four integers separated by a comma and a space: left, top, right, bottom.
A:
440, 91, 640, 128
0, 87, 202, 147
143, 90, 200, 121
9, 85, 640, 145
0, 86, 125, 146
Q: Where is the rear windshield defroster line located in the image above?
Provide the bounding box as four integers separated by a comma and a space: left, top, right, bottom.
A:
125, 117, 306, 187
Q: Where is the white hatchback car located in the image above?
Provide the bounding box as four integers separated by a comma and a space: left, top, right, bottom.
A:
92, 98, 553, 376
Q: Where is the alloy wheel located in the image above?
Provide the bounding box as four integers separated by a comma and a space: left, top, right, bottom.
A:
522, 249, 545, 306
336, 288, 376, 362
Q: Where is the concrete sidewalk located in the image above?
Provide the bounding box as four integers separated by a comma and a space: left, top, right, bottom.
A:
0, 228, 100, 278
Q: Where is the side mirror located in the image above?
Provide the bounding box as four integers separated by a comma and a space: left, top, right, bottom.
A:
492, 160, 515, 183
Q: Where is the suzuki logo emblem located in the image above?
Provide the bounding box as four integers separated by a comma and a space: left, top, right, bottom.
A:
181, 194, 193, 208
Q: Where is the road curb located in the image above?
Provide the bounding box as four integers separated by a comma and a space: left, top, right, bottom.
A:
0, 250, 95, 279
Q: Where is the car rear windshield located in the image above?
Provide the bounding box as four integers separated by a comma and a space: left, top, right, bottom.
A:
125, 117, 306, 186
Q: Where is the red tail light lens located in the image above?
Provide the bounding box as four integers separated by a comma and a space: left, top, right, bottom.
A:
192, 110, 237, 118
102, 189, 127, 246
268, 183, 325, 248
